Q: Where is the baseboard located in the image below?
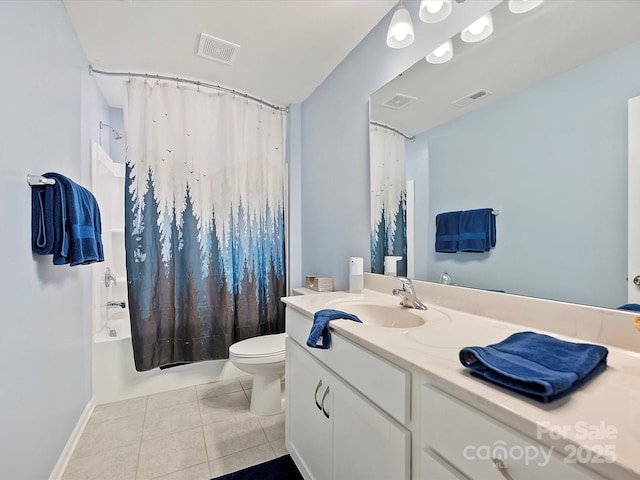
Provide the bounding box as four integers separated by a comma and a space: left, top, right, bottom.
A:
49, 397, 96, 480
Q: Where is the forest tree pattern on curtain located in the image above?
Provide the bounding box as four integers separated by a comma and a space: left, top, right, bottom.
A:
124, 79, 286, 371
370, 124, 407, 276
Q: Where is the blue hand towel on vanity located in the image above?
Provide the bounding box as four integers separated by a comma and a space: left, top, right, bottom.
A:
31, 173, 104, 266
458, 208, 496, 252
307, 309, 362, 349
459, 331, 608, 403
435, 211, 461, 253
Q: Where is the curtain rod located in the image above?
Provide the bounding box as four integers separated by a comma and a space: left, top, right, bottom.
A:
89, 66, 289, 113
370, 121, 415, 142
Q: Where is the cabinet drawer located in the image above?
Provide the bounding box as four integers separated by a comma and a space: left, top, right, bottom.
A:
286, 307, 410, 425
421, 385, 602, 480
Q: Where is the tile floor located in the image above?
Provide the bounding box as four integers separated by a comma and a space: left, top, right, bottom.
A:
62, 376, 287, 480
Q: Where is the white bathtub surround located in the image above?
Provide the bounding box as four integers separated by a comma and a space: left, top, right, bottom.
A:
283, 273, 640, 479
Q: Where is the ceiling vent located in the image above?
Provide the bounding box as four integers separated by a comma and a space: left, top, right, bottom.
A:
197, 33, 240, 65
451, 89, 492, 108
381, 93, 417, 110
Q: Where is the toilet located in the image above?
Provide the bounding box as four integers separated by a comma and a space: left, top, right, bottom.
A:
229, 333, 286, 416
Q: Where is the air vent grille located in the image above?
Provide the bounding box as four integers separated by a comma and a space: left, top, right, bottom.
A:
197, 33, 240, 65
451, 89, 492, 108
381, 93, 417, 110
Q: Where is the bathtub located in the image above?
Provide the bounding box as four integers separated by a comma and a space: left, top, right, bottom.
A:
92, 311, 243, 405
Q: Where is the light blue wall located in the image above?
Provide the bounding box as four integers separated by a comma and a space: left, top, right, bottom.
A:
408, 41, 640, 308
0, 1, 110, 478
300, 0, 499, 291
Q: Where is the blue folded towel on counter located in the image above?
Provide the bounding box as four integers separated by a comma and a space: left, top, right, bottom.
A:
31, 173, 104, 266
458, 208, 496, 252
617, 303, 640, 312
435, 211, 461, 253
459, 331, 608, 403
307, 309, 362, 349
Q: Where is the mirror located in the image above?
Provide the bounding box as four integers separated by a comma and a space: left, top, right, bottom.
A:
369, 0, 640, 309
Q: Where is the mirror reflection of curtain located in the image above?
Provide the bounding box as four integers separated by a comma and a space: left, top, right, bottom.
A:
370, 123, 407, 276
124, 79, 286, 371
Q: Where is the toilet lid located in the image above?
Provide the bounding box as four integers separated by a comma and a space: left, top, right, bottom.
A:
229, 333, 286, 358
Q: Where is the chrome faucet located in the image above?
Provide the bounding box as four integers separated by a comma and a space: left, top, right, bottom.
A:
392, 277, 427, 310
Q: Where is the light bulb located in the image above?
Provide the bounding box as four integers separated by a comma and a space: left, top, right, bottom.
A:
426, 39, 453, 64
387, 7, 415, 48
419, 0, 452, 23
468, 17, 487, 35
426, 0, 444, 13
394, 26, 410, 41
432, 43, 448, 57
461, 12, 493, 43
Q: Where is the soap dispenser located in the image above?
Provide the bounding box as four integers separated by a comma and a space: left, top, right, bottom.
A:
349, 257, 364, 293
384, 256, 403, 276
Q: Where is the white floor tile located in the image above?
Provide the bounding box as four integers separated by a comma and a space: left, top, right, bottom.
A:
203, 415, 269, 460
199, 391, 251, 425
62, 444, 139, 480
147, 387, 197, 411
73, 413, 144, 459
143, 401, 201, 439
137, 426, 207, 480
208, 443, 275, 478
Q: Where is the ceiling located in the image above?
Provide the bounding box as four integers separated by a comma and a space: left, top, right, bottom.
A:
63, 0, 397, 109
371, 0, 640, 136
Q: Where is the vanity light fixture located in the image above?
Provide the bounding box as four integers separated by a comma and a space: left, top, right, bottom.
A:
426, 39, 453, 64
418, 0, 452, 24
508, 0, 544, 14
386, 1, 415, 48
460, 12, 493, 43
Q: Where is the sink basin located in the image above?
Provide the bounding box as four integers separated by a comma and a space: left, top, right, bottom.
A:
324, 299, 450, 329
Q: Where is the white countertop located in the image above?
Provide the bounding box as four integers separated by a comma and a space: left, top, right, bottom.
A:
282, 288, 640, 479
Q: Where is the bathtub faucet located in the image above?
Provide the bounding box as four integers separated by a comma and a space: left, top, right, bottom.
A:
107, 301, 126, 309
392, 277, 427, 310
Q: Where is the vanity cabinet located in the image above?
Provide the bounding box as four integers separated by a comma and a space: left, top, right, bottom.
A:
420, 384, 605, 480
286, 335, 410, 480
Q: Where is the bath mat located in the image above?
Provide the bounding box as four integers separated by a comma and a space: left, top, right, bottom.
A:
211, 454, 303, 480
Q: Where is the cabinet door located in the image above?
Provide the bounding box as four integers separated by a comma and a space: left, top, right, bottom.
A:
421, 449, 468, 480
287, 339, 334, 480
333, 379, 410, 480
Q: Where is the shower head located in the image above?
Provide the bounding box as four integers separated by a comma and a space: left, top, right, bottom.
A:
99, 121, 123, 140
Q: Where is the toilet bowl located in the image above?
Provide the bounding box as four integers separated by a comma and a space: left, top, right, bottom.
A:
229, 333, 286, 415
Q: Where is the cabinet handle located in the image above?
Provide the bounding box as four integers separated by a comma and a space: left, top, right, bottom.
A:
492, 458, 514, 480
314, 380, 323, 410
321, 386, 330, 419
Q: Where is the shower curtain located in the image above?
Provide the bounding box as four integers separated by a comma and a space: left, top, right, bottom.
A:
370, 123, 407, 276
124, 79, 286, 371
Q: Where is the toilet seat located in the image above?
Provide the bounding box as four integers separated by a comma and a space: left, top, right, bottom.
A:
229, 333, 285, 359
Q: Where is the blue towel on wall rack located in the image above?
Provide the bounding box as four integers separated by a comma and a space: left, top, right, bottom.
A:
435, 211, 461, 253
31, 173, 104, 266
458, 208, 496, 252
307, 309, 362, 349
459, 331, 608, 403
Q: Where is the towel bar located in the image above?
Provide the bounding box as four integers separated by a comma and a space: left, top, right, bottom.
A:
27, 174, 56, 186
491, 209, 500, 216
